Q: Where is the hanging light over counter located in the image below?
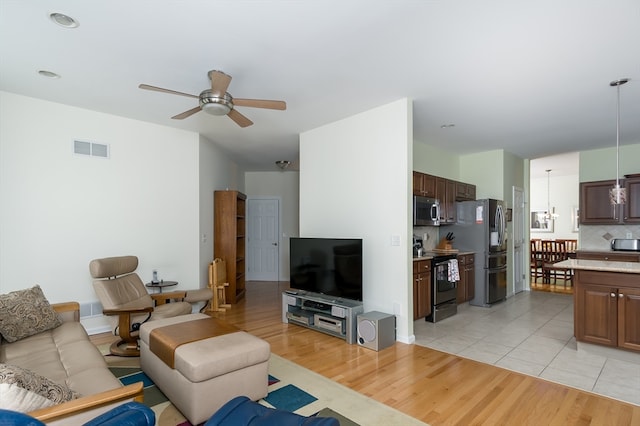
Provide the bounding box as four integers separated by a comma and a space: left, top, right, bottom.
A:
609, 78, 629, 205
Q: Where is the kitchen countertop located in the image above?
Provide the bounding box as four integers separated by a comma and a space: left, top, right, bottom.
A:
413, 251, 474, 261
554, 259, 640, 274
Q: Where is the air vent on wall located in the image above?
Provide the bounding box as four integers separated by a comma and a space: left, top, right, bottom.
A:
74, 140, 109, 158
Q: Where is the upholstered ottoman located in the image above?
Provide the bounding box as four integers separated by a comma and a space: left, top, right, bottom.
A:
139, 313, 270, 425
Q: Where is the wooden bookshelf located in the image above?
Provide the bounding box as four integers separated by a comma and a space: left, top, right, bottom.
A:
214, 190, 246, 303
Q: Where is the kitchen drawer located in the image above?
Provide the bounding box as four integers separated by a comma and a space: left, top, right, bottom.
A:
414, 260, 431, 274
576, 251, 640, 262
458, 254, 475, 265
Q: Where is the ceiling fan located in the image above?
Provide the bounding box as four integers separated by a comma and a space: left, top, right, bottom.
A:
139, 70, 286, 128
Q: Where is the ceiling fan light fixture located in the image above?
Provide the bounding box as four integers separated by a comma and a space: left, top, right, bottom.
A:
199, 90, 233, 116
201, 102, 231, 116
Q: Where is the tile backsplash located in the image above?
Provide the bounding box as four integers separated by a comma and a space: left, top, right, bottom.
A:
579, 224, 640, 250
413, 226, 440, 250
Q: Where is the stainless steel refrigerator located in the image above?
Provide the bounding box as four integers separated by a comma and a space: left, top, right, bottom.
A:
448, 199, 507, 307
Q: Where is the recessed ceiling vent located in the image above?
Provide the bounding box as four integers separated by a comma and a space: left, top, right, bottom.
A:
74, 140, 109, 158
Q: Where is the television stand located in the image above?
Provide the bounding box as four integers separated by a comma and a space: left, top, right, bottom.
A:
282, 291, 364, 344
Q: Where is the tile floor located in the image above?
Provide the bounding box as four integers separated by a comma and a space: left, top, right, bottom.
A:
413, 291, 640, 406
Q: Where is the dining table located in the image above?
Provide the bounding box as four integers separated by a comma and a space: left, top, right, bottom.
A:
530, 239, 577, 285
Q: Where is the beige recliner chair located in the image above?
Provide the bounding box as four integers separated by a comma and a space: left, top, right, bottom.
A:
90, 255, 193, 356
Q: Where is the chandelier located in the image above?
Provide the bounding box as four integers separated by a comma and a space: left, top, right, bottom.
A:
544, 169, 559, 221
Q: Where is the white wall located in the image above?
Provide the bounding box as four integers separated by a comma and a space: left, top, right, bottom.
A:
0, 92, 240, 333
530, 173, 579, 240
578, 143, 640, 249
199, 136, 244, 287
300, 98, 413, 343
413, 142, 460, 180
245, 171, 299, 281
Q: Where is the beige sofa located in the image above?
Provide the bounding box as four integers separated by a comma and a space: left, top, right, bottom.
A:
0, 286, 143, 425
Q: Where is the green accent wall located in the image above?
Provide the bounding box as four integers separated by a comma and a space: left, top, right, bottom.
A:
579, 143, 640, 182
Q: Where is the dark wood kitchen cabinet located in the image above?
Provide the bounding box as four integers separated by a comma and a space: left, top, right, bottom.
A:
413, 260, 431, 320
579, 177, 640, 224
412, 171, 475, 218
413, 171, 436, 198
455, 182, 476, 201
456, 253, 475, 304
574, 269, 640, 352
624, 176, 640, 223
436, 177, 456, 224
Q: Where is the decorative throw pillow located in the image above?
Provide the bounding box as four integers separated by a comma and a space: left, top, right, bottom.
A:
0, 364, 80, 412
0, 285, 62, 343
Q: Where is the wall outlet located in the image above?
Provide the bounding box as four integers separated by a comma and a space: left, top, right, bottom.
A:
627, 232, 633, 239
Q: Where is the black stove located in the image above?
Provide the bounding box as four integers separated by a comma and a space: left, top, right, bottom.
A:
425, 253, 458, 323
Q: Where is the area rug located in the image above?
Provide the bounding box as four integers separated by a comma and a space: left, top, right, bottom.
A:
106, 353, 427, 426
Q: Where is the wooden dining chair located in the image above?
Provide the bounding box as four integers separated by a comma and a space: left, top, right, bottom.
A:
543, 240, 572, 286
530, 239, 543, 283
564, 239, 578, 254
540, 240, 556, 284
553, 240, 574, 286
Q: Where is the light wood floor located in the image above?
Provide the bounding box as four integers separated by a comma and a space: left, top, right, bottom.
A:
92, 281, 639, 425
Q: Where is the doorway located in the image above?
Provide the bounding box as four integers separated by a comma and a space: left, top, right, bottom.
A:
512, 186, 525, 294
247, 198, 280, 281
529, 154, 579, 295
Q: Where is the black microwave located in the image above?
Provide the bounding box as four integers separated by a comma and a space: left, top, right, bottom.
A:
413, 196, 440, 226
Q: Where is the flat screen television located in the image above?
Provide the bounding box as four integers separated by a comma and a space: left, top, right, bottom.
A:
289, 237, 363, 301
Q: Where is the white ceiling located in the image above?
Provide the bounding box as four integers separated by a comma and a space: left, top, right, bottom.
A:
1, 1, 639, 171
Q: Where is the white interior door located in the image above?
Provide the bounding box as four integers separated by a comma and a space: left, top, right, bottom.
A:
512, 186, 525, 294
247, 198, 279, 281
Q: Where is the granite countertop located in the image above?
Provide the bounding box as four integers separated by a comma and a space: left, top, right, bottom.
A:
412, 251, 474, 261
554, 259, 640, 274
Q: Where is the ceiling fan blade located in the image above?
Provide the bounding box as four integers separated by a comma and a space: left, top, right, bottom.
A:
171, 106, 202, 120
233, 98, 287, 110
208, 70, 232, 96
139, 84, 199, 99
227, 109, 253, 128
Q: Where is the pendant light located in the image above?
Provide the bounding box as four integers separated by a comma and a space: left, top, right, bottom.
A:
544, 169, 558, 221
609, 78, 629, 205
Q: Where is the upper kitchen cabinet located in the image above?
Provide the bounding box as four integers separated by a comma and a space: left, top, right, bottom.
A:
436, 177, 456, 224
580, 177, 640, 224
413, 171, 476, 225
624, 176, 640, 223
413, 171, 436, 198
455, 181, 476, 201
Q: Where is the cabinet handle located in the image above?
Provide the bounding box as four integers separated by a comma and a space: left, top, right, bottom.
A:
619, 293, 624, 298
610, 292, 616, 298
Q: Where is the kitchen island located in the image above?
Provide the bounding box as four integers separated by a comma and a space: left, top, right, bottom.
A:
555, 258, 640, 353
